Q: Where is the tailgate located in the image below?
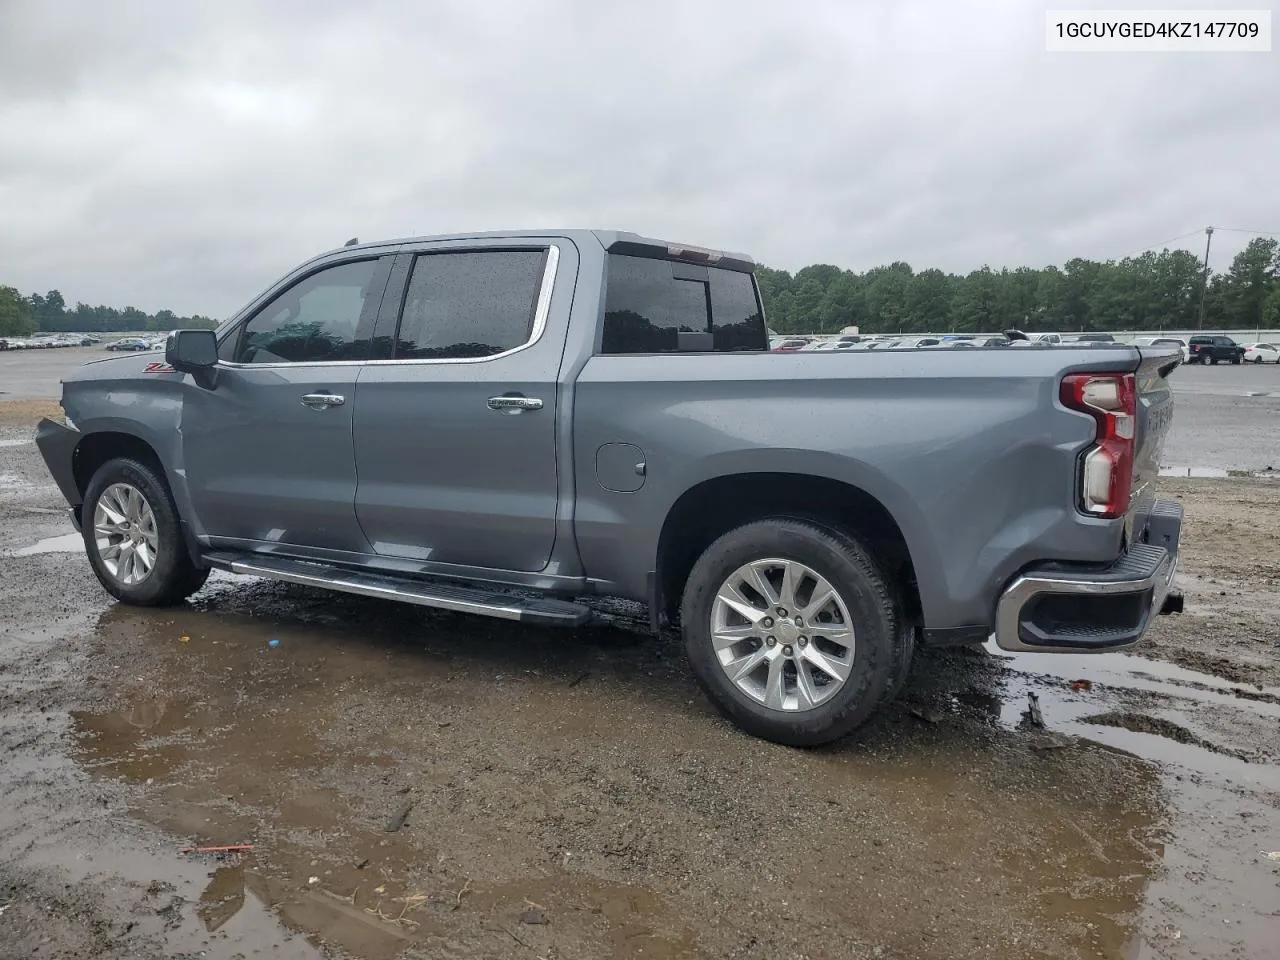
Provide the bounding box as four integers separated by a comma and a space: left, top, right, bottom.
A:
1130, 346, 1180, 531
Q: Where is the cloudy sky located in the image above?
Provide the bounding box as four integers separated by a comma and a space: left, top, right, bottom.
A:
1, 0, 1276, 317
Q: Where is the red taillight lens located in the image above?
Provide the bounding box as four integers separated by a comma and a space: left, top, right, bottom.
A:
1060, 372, 1136, 519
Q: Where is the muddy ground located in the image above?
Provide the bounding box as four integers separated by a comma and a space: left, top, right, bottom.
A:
0, 399, 1277, 960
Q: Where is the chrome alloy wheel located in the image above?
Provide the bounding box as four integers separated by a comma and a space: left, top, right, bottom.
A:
93, 482, 159, 585
710, 558, 855, 711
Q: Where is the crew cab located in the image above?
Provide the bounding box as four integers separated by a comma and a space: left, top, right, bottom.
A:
1188, 335, 1245, 365
36, 230, 1185, 746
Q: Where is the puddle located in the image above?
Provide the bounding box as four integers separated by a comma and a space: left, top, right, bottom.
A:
986, 642, 1280, 783
1159, 466, 1229, 477
46, 595, 1181, 959
10, 576, 1266, 960
11, 531, 83, 556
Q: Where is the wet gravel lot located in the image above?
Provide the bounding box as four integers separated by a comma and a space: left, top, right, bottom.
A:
1, 353, 1278, 959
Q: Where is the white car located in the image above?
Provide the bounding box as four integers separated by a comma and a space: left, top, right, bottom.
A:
1244, 342, 1280, 364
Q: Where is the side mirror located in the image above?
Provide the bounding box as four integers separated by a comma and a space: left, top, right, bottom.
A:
166, 329, 219, 389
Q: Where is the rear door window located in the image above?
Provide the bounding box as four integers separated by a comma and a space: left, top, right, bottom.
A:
601, 254, 767, 354
393, 249, 547, 359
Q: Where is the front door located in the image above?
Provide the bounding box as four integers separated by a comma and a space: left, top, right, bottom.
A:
352, 241, 568, 572
180, 255, 393, 554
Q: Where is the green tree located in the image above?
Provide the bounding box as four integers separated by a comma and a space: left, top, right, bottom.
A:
904, 268, 955, 332
1262, 287, 1280, 329
1221, 237, 1279, 329
950, 267, 999, 332
0, 286, 36, 336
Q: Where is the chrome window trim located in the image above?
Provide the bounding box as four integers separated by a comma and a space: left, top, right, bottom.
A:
219, 243, 561, 370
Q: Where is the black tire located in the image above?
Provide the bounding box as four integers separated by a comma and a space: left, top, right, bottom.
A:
82, 457, 209, 606
883, 621, 918, 705
680, 518, 899, 747
1253, 356, 1263, 364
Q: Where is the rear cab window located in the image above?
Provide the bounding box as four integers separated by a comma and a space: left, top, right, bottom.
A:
600, 254, 767, 354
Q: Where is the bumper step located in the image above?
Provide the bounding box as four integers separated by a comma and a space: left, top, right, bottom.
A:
206, 553, 592, 627
994, 500, 1182, 653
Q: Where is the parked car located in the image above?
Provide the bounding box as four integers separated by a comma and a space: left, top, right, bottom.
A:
105, 337, 152, 352
35, 229, 1185, 746
1035, 333, 1064, 344
769, 337, 809, 353
1243, 342, 1279, 364
1188, 335, 1244, 365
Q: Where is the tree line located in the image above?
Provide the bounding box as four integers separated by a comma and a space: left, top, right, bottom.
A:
756, 236, 1280, 335
0, 287, 218, 337
4, 235, 1279, 339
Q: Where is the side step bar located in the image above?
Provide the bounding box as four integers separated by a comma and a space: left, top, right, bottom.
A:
208, 553, 592, 627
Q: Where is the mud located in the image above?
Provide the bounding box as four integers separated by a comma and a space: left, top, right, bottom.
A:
2, 400, 1280, 960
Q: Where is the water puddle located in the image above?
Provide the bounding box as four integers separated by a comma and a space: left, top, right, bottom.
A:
35, 582, 1278, 959
1160, 465, 1278, 478
1159, 466, 1229, 477
11, 532, 83, 556
987, 643, 1280, 787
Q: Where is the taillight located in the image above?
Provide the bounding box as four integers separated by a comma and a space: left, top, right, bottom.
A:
1060, 372, 1136, 519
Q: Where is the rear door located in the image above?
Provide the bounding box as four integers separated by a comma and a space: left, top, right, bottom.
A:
351, 240, 570, 572
183, 254, 393, 553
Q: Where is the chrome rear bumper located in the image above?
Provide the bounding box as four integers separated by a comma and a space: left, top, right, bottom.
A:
994, 500, 1182, 653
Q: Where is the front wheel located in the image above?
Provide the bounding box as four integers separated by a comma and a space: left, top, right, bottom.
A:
82, 457, 209, 606
680, 518, 899, 746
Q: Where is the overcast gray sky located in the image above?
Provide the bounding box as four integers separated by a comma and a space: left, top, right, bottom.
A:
1, 0, 1276, 317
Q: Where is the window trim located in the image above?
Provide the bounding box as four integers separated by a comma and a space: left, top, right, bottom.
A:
219, 244, 560, 369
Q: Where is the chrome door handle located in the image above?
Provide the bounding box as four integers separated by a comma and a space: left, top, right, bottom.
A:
301, 393, 346, 409
487, 396, 543, 412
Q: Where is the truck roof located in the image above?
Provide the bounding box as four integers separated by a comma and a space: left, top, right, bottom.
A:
316, 229, 756, 273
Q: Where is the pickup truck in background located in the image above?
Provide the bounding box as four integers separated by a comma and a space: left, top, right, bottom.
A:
1188, 334, 1245, 365
36, 230, 1185, 746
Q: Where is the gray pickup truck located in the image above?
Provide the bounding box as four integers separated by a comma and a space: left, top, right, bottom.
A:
36, 230, 1184, 745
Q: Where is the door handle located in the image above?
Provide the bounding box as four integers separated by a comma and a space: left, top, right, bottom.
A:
487, 396, 543, 413
301, 393, 346, 409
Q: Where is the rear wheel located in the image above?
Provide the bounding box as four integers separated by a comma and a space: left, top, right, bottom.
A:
82, 458, 209, 606
680, 518, 899, 746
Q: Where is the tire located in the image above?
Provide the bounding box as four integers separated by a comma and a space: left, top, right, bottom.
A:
680, 518, 899, 747
82, 457, 209, 606
883, 621, 917, 705
1210, 357, 1218, 365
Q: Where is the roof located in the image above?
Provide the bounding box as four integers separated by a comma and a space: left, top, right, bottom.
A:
311, 229, 756, 273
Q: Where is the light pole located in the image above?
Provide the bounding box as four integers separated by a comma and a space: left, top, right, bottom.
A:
1197, 226, 1214, 330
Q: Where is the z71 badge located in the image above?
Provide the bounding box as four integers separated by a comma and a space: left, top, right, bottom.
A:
143, 361, 175, 373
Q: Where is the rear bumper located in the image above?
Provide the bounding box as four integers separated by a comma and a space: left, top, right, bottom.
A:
994, 499, 1182, 653
35, 417, 83, 519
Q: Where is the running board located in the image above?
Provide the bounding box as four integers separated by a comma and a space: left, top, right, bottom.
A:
211, 553, 592, 627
